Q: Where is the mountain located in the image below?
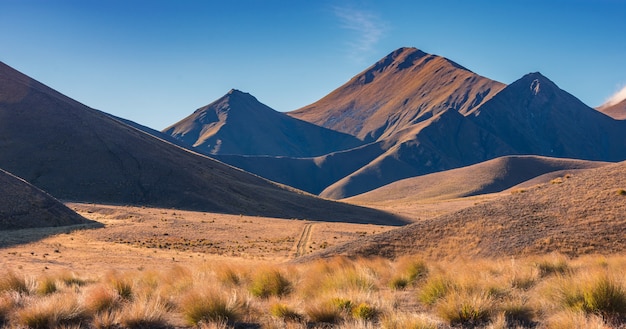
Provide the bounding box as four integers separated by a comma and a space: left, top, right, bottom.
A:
0, 168, 90, 230
345, 155, 608, 204
0, 61, 406, 225
201, 51, 626, 201
288, 47, 505, 141
597, 98, 626, 120
318, 108, 515, 199
304, 160, 626, 260
469, 72, 626, 161
163, 89, 362, 157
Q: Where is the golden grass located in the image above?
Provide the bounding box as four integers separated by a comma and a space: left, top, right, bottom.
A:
0, 254, 624, 328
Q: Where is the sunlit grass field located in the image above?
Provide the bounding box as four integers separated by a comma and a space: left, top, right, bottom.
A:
2, 254, 625, 328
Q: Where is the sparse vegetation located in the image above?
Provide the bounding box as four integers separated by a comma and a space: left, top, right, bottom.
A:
0, 255, 624, 327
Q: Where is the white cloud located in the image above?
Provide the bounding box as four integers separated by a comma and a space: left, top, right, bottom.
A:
333, 6, 387, 63
605, 84, 626, 107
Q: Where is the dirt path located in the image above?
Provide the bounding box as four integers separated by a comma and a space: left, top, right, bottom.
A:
293, 223, 314, 258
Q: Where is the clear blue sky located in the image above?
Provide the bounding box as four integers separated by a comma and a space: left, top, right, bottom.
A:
2, 0, 625, 130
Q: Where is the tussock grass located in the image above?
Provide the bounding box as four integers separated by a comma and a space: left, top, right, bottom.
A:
249, 268, 292, 298
269, 302, 303, 322
35, 276, 58, 296
180, 291, 241, 326
83, 284, 121, 313
435, 292, 493, 327
1, 254, 625, 327
418, 275, 454, 306
14, 292, 88, 329
118, 295, 169, 329
305, 299, 343, 324
0, 271, 28, 294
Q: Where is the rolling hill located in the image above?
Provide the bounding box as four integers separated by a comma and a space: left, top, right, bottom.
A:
344, 155, 609, 204
304, 160, 626, 260
288, 47, 505, 141
163, 89, 362, 157
0, 61, 405, 225
0, 168, 90, 230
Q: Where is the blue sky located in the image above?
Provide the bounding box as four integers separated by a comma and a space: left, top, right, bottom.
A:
1, 0, 625, 130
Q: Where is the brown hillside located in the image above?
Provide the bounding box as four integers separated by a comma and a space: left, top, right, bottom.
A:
0, 61, 406, 225
289, 47, 505, 141
163, 89, 362, 157
0, 168, 90, 230
345, 155, 609, 204
304, 160, 626, 260
597, 97, 626, 120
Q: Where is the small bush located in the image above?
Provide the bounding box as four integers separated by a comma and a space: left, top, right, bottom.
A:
616, 189, 626, 196
180, 292, 240, 325
269, 303, 302, 322
419, 276, 453, 306
389, 277, 410, 290
249, 269, 291, 298
351, 302, 378, 320
0, 271, 28, 294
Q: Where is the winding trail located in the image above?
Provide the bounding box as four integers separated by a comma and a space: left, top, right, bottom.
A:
293, 223, 314, 258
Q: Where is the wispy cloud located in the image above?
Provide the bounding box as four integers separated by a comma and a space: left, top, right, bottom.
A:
333, 6, 387, 63
604, 84, 626, 107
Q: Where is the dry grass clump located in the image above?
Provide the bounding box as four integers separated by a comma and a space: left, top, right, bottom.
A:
35, 276, 58, 296
83, 284, 121, 313
435, 292, 493, 327
269, 302, 303, 322
118, 295, 170, 329
389, 257, 428, 290
0, 271, 29, 294
14, 292, 88, 329
180, 290, 242, 326
305, 299, 343, 324
249, 268, 292, 298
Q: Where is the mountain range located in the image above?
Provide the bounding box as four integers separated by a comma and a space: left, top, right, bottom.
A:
164, 47, 626, 199
0, 61, 405, 225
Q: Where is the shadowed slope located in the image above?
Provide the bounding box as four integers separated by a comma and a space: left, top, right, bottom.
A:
345, 155, 609, 204
289, 47, 505, 141
0, 61, 406, 225
597, 98, 626, 120
0, 169, 90, 230
163, 89, 362, 157
470, 72, 626, 161
318, 109, 516, 199
304, 161, 626, 260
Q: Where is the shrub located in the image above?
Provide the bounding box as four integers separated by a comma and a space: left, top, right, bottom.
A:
389, 277, 410, 290
249, 269, 292, 298
180, 291, 240, 325
269, 303, 302, 322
